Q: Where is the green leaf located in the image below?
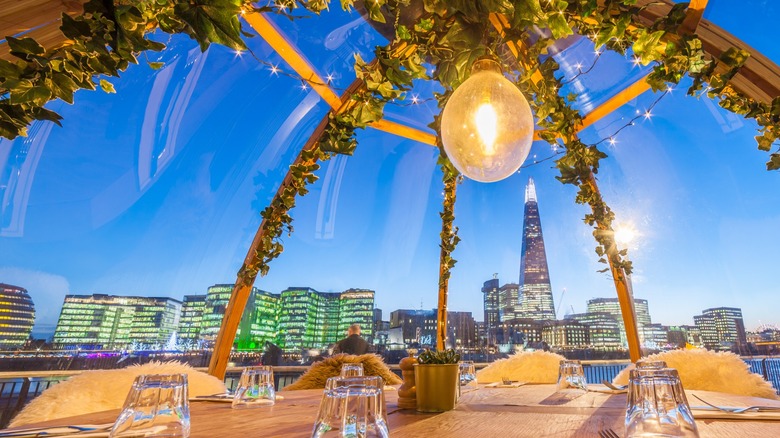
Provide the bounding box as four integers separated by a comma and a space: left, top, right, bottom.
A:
148, 61, 165, 70
9, 80, 52, 105
6, 36, 45, 58
99, 79, 116, 93
396, 24, 411, 40
547, 13, 573, 40
174, 0, 247, 51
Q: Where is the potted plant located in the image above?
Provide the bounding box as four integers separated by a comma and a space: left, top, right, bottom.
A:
413, 349, 461, 412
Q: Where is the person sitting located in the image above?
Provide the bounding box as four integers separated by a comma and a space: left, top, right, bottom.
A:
333, 323, 369, 355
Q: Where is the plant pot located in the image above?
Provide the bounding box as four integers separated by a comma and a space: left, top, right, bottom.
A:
414, 363, 459, 412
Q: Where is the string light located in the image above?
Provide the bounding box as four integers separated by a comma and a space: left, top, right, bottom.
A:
411, 94, 419, 104
644, 111, 652, 119
609, 137, 617, 146
632, 56, 641, 66
300, 82, 308, 91
325, 73, 334, 83
270, 65, 279, 76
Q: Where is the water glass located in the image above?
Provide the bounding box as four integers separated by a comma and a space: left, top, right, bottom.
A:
110, 374, 190, 438
625, 367, 699, 437
458, 361, 477, 388
340, 363, 364, 378
312, 376, 387, 438
635, 359, 668, 370
556, 360, 587, 393
232, 366, 276, 408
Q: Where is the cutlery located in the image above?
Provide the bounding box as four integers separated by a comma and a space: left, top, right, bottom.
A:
601, 380, 628, 391
691, 394, 780, 414
598, 427, 620, 438
0, 424, 112, 438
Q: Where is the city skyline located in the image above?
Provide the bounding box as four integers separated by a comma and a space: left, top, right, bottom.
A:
5, 275, 768, 343
1, 4, 779, 338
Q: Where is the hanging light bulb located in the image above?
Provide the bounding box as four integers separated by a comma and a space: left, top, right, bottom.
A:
441, 57, 535, 182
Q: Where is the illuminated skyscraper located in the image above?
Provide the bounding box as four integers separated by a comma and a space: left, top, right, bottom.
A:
517, 178, 556, 320
0, 283, 35, 349
482, 277, 500, 345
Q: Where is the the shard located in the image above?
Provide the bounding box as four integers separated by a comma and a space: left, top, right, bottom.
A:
518, 178, 556, 320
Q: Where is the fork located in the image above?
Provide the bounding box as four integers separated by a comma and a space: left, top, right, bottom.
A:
598, 427, 620, 438
691, 393, 780, 414
601, 380, 628, 391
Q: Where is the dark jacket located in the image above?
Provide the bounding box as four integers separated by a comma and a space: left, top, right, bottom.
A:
333, 334, 369, 355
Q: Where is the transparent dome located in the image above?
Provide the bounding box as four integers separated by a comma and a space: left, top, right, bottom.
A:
0, 0, 778, 373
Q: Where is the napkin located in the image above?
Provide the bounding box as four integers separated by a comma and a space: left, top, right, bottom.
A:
690, 406, 780, 421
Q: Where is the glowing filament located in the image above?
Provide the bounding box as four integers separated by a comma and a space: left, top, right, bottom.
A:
475, 103, 498, 155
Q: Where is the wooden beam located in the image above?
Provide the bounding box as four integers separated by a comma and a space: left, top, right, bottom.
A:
681, 0, 708, 34
579, 75, 652, 131
244, 12, 437, 146
208, 77, 367, 379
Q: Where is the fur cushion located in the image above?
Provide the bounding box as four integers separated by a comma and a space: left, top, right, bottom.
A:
477, 351, 566, 384
11, 360, 226, 426
613, 350, 778, 400
282, 354, 401, 390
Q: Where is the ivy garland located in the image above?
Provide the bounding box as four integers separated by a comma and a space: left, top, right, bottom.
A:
2, 0, 779, 286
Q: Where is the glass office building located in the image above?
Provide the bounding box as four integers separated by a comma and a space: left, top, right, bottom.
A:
694, 307, 747, 351
0, 284, 35, 350
178, 295, 207, 346
53, 294, 181, 349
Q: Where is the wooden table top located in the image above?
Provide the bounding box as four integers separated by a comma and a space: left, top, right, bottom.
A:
5, 385, 780, 437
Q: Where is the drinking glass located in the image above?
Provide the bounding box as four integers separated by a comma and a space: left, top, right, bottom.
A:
110, 374, 190, 438
635, 359, 668, 370
312, 376, 386, 438
232, 366, 276, 408
556, 360, 587, 393
625, 367, 699, 437
458, 361, 477, 388
340, 363, 365, 378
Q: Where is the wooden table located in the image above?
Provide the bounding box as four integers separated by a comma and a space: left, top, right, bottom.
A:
5, 385, 780, 437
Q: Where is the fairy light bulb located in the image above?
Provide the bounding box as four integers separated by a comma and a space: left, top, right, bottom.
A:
440, 57, 534, 182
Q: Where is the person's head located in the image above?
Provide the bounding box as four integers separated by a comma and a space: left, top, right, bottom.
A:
348, 324, 362, 336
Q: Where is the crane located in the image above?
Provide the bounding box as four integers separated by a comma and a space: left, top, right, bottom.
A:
555, 288, 566, 319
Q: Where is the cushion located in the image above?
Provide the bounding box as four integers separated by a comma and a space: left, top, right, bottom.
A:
477, 350, 566, 384
11, 360, 226, 426
613, 350, 778, 399
282, 354, 402, 390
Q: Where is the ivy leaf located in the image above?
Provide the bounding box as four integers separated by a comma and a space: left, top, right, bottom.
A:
99, 79, 116, 93
396, 24, 411, 40
9, 80, 52, 105
30, 107, 63, 126
547, 12, 573, 40
6, 37, 45, 61
174, 0, 247, 51
0, 59, 23, 80
633, 30, 666, 64
148, 61, 165, 70
49, 72, 79, 104
719, 47, 750, 68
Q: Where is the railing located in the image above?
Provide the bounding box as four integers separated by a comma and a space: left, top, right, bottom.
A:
1, 358, 778, 428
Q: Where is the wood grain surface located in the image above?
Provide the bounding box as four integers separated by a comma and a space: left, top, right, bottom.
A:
4, 384, 780, 437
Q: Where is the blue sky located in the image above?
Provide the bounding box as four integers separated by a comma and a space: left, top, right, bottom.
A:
1, 1, 779, 338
